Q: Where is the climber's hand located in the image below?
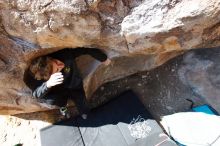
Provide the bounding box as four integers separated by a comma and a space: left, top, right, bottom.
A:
46, 72, 64, 88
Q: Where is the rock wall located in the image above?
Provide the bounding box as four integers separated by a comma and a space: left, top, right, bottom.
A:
0, 0, 220, 115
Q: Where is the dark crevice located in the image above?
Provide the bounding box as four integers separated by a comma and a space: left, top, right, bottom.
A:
203, 21, 220, 36
0, 16, 10, 36
84, 0, 90, 7
164, 0, 182, 10
0, 53, 8, 65
8, 36, 39, 53
41, 0, 54, 9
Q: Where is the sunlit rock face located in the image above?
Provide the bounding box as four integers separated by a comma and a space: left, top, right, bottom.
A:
0, 0, 220, 115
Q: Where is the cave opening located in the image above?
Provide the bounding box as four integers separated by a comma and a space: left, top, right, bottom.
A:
15, 46, 220, 125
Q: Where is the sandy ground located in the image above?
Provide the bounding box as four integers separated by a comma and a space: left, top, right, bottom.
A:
0, 115, 51, 146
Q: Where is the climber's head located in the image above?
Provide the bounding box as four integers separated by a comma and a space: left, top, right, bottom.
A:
29, 56, 65, 81
29, 56, 53, 80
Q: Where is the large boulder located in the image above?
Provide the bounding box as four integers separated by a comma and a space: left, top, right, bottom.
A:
0, 0, 220, 115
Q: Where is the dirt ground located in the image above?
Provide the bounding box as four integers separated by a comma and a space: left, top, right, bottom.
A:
1, 47, 220, 146
0, 115, 50, 146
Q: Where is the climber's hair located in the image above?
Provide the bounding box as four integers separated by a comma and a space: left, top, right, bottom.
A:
29, 56, 53, 80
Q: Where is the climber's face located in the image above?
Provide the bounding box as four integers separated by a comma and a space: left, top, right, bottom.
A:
50, 59, 65, 75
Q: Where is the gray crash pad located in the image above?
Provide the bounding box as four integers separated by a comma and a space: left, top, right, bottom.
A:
40, 90, 177, 146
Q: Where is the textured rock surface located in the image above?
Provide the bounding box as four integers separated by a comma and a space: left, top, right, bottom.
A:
0, 0, 220, 114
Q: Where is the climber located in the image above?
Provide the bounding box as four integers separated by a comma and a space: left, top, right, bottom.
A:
28, 48, 111, 119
